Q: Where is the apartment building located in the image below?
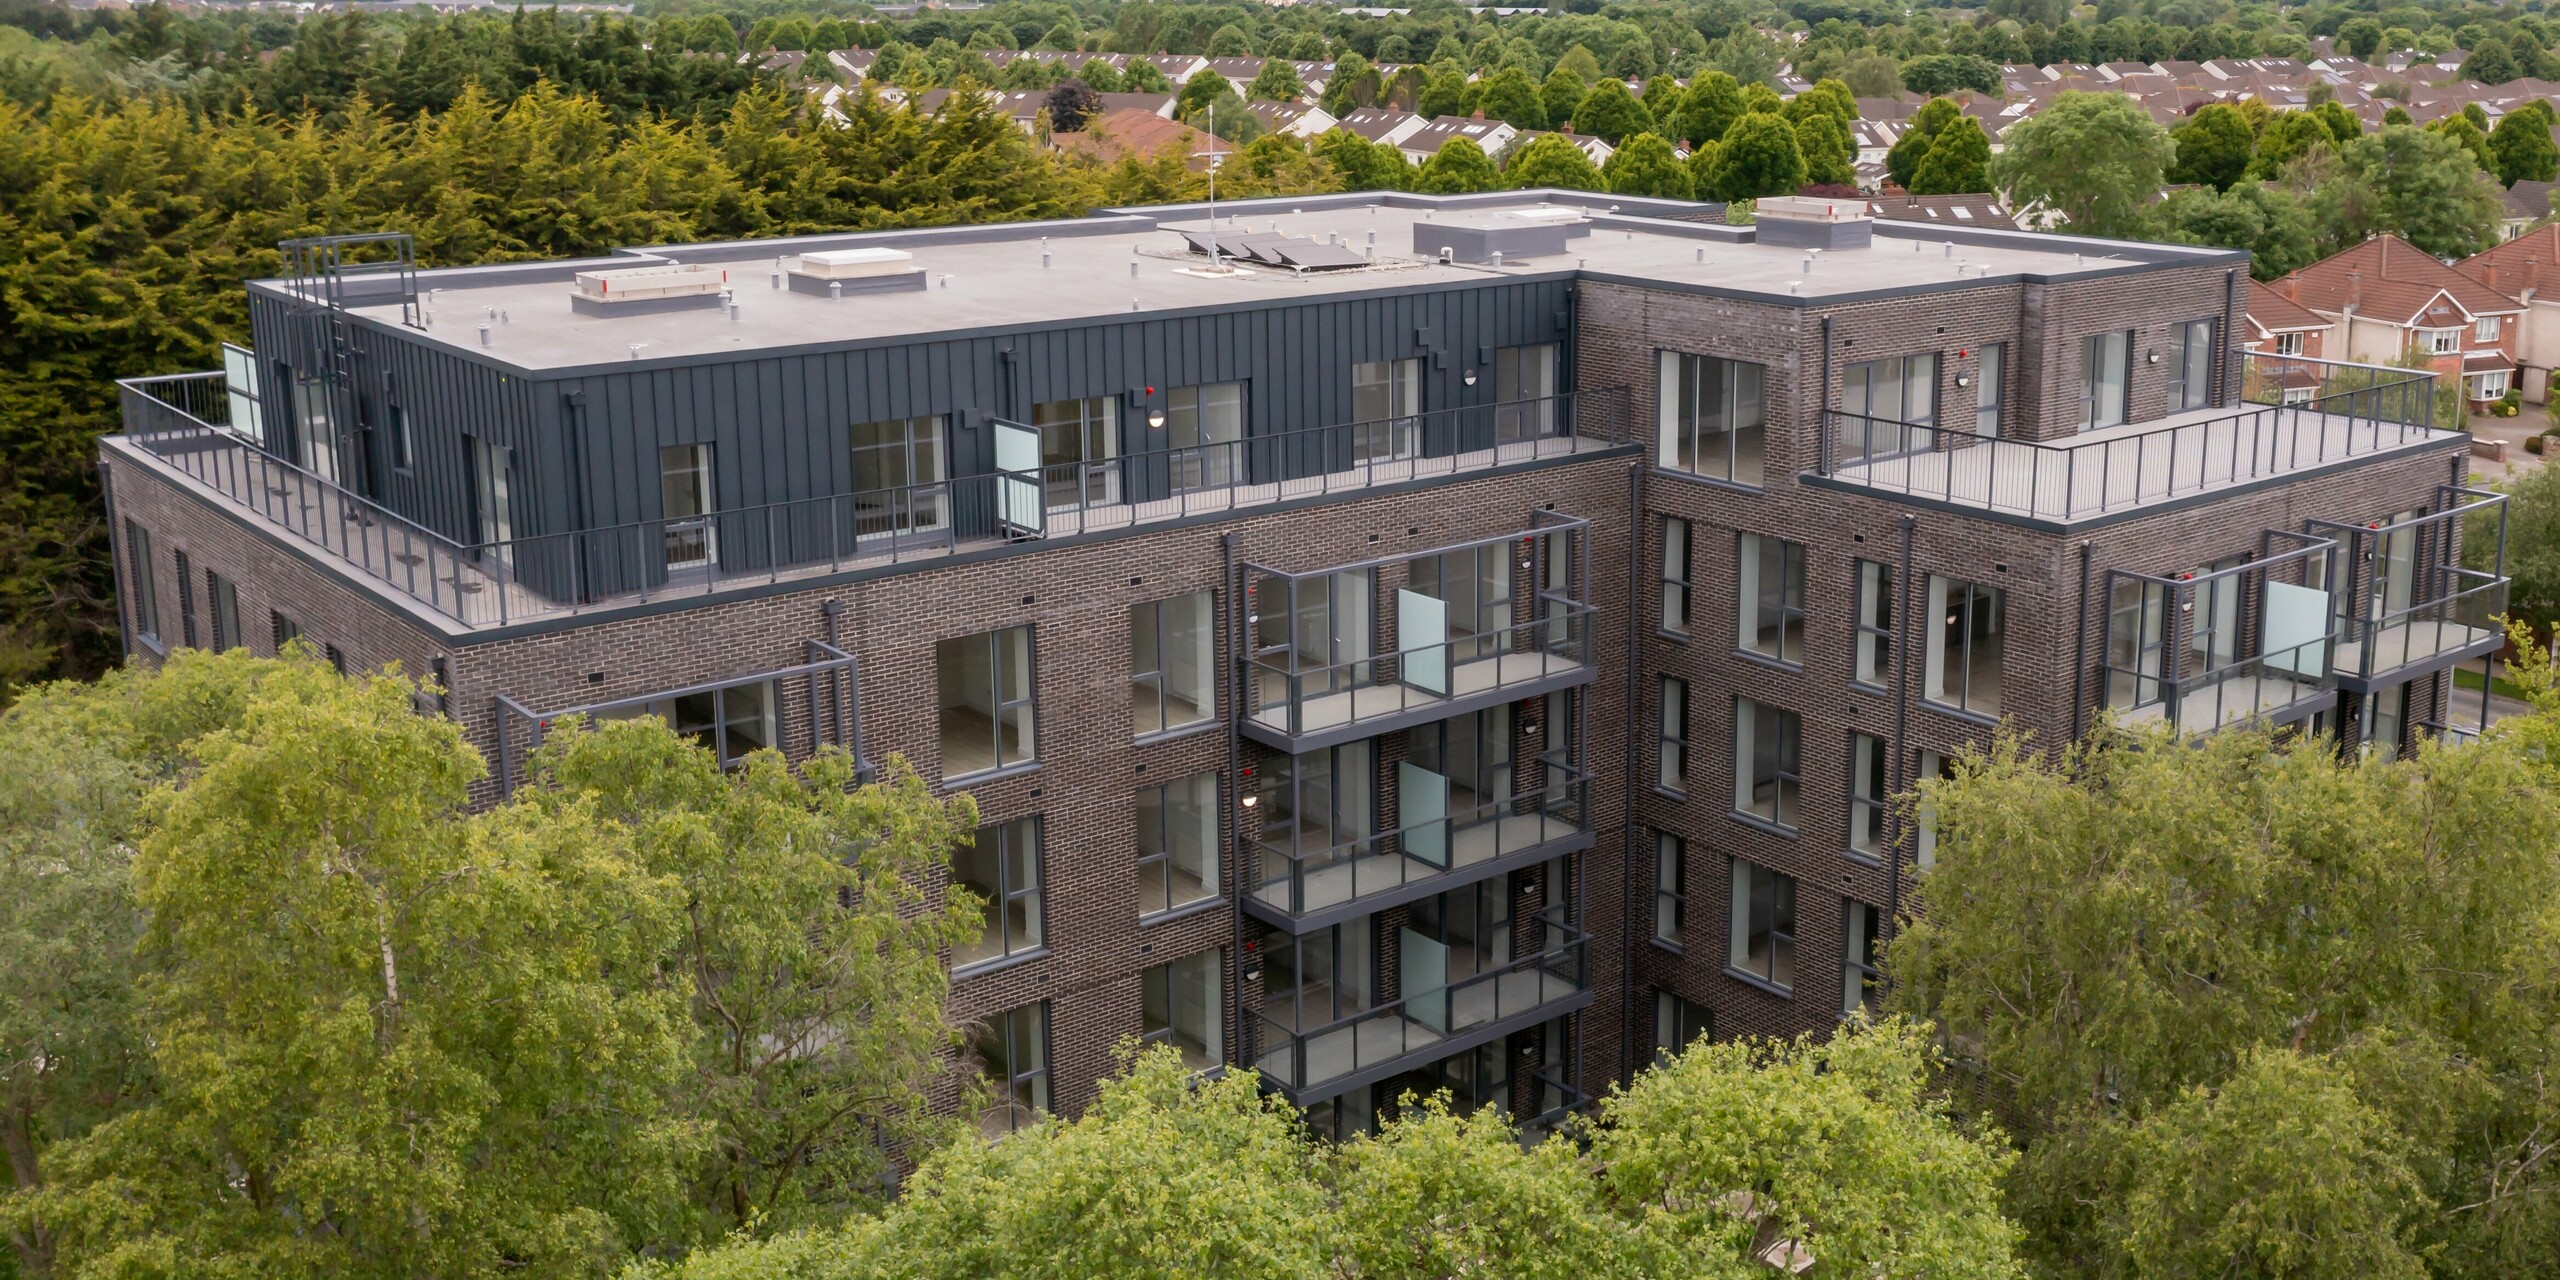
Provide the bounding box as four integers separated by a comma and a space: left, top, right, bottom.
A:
102, 191, 2506, 1138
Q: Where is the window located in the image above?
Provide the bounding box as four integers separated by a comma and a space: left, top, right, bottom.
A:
1838, 353, 1938, 462
850, 415, 950, 540
1659, 517, 1693, 635
2470, 369, 2512, 400
173, 550, 197, 649
324, 644, 347, 675
1657, 676, 1689, 792
1492, 343, 1559, 441
207, 571, 241, 651
971, 1002, 1050, 1137
2168, 320, 2213, 412
387, 405, 415, 472
2273, 331, 2305, 357
1032, 396, 1121, 508
659, 444, 716, 571
1138, 770, 1220, 917
1657, 351, 1767, 485
1842, 901, 1882, 1018
1914, 749, 1956, 868
1853, 560, 1895, 687
954, 816, 1044, 969
1165, 382, 1243, 492
270, 610, 302, 652
1737, 534, 1805, 664
2419, 327, 2461, 355
123, 521, 160, 646
2080, 331, 2131, 431
466, 436, 515, 557
938, 626, 1037, 778
1924, 576, 2007, 718
600, 679, 777, 768
1732, 697, 1801, 829
2363, 685, 2409, 761
1653, 990, 1711, 1059
1848, 732, 1890, 861
1653, 831, 1686, 946
1975, 343, 2004, 437
2475, 316, 2503, 343
1728, 860, 1796, 990
1141, 949, 1225, 1072
1131, 592, 1215, 737
1350, 358, 1421, 461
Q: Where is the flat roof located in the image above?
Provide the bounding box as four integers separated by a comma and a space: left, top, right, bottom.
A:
292, 191, 2239, 375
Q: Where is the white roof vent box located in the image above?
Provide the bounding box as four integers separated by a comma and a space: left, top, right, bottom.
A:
570, 263, 731, 316
1754, 196, 1875, 251
787, 247, 926, 297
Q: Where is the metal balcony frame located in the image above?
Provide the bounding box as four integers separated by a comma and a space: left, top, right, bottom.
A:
2305, 485, 2512, 693
2098, 530, 2343, 736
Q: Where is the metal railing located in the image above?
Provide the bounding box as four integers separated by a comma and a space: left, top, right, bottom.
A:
2339, 570, 2509, 682
1253, 910, 1589, 1093
1252, 762, 1589, 919
1819, 354, 2446, 522
117, 372, 1634, 631
2309, 490, 2514, 683
1242, 607, 1597, 740
2101, 534, 2340, 735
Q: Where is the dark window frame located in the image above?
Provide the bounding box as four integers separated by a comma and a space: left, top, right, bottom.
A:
1853, 558, 1895, 689
1737, 532, 1807, 666
1848, 731, 1890, 863
1659, 516, 1693, 637
973, 1001, 1052, 1137
1727, 858, 1798, 992
1656, 675, 1690, 794
1732, 696, 1803, 831
124, 521, 161, 648
1137, 770, 1222, 919
1652, 830, 1687, 949
1842, 899, 1882, 1019
954, 815, 1047, 972
938, 624, 1039, 780
1131, 591, 1218, 740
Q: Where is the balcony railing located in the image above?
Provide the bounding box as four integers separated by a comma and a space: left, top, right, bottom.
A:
1818, 355, 2451, 523
1242, 608, 1597, 746
115, 373, 1634, 631
1251, 759, 1591, 927
2310, 489, 2513, 686
1253, 911, 1589, 1097
2102, 534, 2341, 735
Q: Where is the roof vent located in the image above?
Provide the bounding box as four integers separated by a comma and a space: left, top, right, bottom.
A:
1754, 196, 1875, 251
786, 247, 926, 298
571, 264, 730, 316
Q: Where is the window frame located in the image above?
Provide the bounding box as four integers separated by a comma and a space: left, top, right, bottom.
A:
938, 625, 1039, 780
387, 404, 416, 473
1653, 989, 1711, 1061
1853, 558, 1896, 689
2169, 318, 2214, 412
1737, 533, 1806, 666
1656, 350, 1768, 487
658, 443, 717, 571
1841, 899, 1882, 1019
207, 570, 241, 652
1923, 575, 2008, 720
1652, 830, 1686, 949
270, 610, 302, 653
1975, 342, 2005, 438
1656, 675, 1690, 794
2475, 315, 2503, 343
1727, 859, 1798, 992
2080, 330, 2132, 431
954, 815, 1047, 972
1130, 591, 1217, 740
1031, 395, 1123, 508
124, 520, 161, 648
1731, 696, 1802, 831
1164, 382, 1244, 492
1837, 351, 1939, 462
1349, 358, 1422, 462
173, 549, 198, 649
1659, 516, 1693, 637
2272, 331, 2305, 357
1137, 770, 1222, 919
972, 1001, 1052, 1138
603, 678, 780, 768
2419, 326, 2461, 355
1141, 948, 1226, 1072
1848, 731, 1891, 863
849, 414, 952, 541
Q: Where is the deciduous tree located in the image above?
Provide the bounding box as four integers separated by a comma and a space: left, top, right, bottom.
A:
1696, 111, 1805, 201
1988, 90, 2174, 236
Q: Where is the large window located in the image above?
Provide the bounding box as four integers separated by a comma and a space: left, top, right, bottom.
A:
1657, 676, 1690, 793
1975, 343, 2004, 438
1132, 592, 1215, 737
2081, 331, 2131, 431
972, 1002, 1050, 1138
1142, 949, 1225, 1072
387, 404, 415, 473
1838, 353, 1937, 462
207, 570, 241, 652
2273, 331, 2305, 357
1738, 534, 1805, 664
1032, 396, 1120, 508
1914, 749, 1956, 869
123, 521, 160, 646
1351, 358, 1421, 461
938, 626, 1037, 778
1653, 831, 1686, 946
1659, 517, 1693, 636
1732, 697, 1801, 829
2419, 327, 2460, 355
2363, 684, 2409, 761
1853, 559, 1895, 687
954, 816, 1044, 969
1842, 900, 1882, 1018
601, 678, 778, 768
1658, 351, 1767, 485
1138, 770, 1220, 917
1849, 732, 1890, 861
659, 444, 716, 570
1653, 990, 1711, 1060
850, 415, 949, 540
1493, 342, 1559, 441
1924, 576, 2007, 718
1728, 860, 1797, 990
1166, 382, 1243, 492
2170, 319, 2213, 412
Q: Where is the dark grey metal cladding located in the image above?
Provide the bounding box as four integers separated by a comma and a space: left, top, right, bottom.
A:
1755, 214, 1876, 252
1243, 823, 1597, 936
783, 270, 928, 298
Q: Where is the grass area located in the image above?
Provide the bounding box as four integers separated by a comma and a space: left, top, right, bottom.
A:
2454, 664, 2530, 702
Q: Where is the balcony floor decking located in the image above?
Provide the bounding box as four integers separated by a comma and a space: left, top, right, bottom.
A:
1824, 406, 2463, 523
1248, 648, 1595, 741
2116, 673, 2331, 733
2335, 619, 2502, 683
1257, 968, 1584, 1092
1254, 810, 1584, 919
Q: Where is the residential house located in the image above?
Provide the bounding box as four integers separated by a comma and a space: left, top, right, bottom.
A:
2271, 234, 2524, 406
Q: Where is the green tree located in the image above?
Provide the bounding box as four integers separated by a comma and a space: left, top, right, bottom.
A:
1332, 1097, 1636, 1280
1697, 111, 1806, 201
1475, 65, 1544, 130
1989, 90, 2174, 236
2460, 36, 2521, 84
1121, 59, 1173, 93
1901, 52, 2001, 96
1312, 128, 1411, 192
2310, 125, 2502, 259
1842, 51, 1903, 98
1245, 59, 1304, 103
2249, 110, 2331, 180
2335, 17, 2385, 59
2310, 99, 2362, 144
2489, 102, 2559, 187
1782, 77, 1858, 133
1888, 96, 1963, 189
1175, 69, 1229, 117
1705, 28, 1782, 88
1412, 136, 1501, 194
1793, 111, 1857, 187
2171, 102, 2256, 191
1317, 50, 1374, 116
1567, 77, 1652, 145
2470, 462, 2560, 642
1416, 65, 1474, 119
1602, 132, 1691, 199
1505, 132, 1604, 192
1203, 24, 1252, 58
2427, 112, 2496, 173
2383, 103, 2413, 127
1672, 70, 1745, 146
1552, 44, 1603, 85
1539, 66, 1587, 130
2151, 180, 2319, 279
1909, 114, 1994, 195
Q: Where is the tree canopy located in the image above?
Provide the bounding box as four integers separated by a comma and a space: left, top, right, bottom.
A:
1602, 132, 1690, 199
1697, 110, 1806, 203
1908, 114, 1993, 196
1990, 90, 2174, 237
1505, 133, 1604, 192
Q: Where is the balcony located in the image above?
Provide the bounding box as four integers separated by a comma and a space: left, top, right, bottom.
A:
1248, 758, 1594, 933
1239, 514, 1597, 753
112, 372, 1633, 634
489, 639, 865, 794
2309, 488, 2511, 690
1252, 910, 1590, 1104
2101, 533, 2340, 735
1812, 355, 2462, 527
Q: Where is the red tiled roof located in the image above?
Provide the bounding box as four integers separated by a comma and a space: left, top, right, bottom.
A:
1053, 109, 1218, 169
2271, 235, 2523, 327
2458, 223, 2560, 295
2245, 286, 2328, 334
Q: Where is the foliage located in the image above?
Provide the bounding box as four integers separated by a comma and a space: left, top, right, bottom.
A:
2467, 461, 2560, 640
1567, 76, 1651, 146
2150, 180, 2317, 280
1908, 115, 1993, 196
1311, 128, 1410, 193
2169, 103, 2254, 192
1042, 80, 1099, 134
1331, 1097, 1635, 1280
2307, 125, 2502, 260
1793, 111, 1857, 188
1888, 96, 1963, 190
1415, 65, 1473, 120
1244, 59, 1302, 104
1671, 69, 1744, 147
1474, 64, 1543, 131
2247, 110, 2330, 182
1901, 52, 2001, 96
2425, 113, 2496, 175
1602, 132, 1689, 199
1696, 111, 1805, 203
1505, 133, 1603, 193
1990, 91, 2174, 237
2489, 102, 2559, 188
1780, 77, 1856, 134
1704, 28, 1782, 89
1538, 65, 1586, 132
1412, 136, 1500, 195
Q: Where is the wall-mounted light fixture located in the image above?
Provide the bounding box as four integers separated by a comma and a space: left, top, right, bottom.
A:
1463, 367, 1479, 386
